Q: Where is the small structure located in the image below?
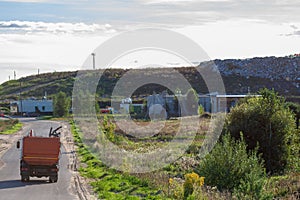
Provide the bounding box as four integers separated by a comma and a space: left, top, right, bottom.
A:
119, 97, 132, 113
147, 91, 181, 118
10, 99, 53, 115
199, 93, 261, 113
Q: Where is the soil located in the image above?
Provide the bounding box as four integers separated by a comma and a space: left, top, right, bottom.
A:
60, 121, 97, 200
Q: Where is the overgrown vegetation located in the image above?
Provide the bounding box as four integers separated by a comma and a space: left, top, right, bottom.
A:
0, 119, 22, 134
53, 91, 70, 117
68, 88, 300, 199
197, 133, 271, 199
285, 101, 300, 129
224, 89, 300, 174
70, 120, 163, 199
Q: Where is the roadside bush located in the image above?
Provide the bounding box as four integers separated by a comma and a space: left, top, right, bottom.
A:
53, 91, 70, 117
197, 134, 270, 199
225, 89, 300, 173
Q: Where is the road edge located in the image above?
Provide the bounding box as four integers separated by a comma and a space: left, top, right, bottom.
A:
60, 121, 97, 200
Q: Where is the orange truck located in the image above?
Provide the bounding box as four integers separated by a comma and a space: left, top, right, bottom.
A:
17, 126, 62, 182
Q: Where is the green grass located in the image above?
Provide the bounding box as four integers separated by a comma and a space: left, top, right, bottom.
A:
70, 121, 164, 200
0, 121, 22, 134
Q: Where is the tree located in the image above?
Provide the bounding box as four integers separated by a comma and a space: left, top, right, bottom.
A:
285, 102, 300, 129
224, 89, 299, 173
53, 91, 69, 117
197, 134, 268, 199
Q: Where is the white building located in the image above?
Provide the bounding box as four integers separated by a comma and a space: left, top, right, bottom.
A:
199, 93, 261, 113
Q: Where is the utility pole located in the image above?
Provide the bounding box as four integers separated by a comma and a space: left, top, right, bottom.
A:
14, 71, 16, 80
91, 53, 96, 70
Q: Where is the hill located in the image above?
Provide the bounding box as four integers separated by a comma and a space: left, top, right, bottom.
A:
0, 55, 299, 102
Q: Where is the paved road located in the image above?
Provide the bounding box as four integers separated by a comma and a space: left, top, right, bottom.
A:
0, 118, 77, 200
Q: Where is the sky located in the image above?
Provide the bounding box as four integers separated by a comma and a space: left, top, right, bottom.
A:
0, 0, 300, 84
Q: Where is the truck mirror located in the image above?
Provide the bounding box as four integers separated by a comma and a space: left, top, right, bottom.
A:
16, 141, 20, 149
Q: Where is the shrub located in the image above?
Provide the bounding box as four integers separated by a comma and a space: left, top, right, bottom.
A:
169, 178, 184, 200
198, 105, 204, 116
285, 101, 300, 129
225, 89, 299, 173
197, 134, 270, 199
53, 91, 69, 117
183, 172, 205, 199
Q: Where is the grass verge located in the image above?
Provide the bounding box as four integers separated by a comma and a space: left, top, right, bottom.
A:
70, 120, 164, 200
0, 119, 22, 134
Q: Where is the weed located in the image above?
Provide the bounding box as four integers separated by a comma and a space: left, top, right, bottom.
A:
70, 120, 163, 199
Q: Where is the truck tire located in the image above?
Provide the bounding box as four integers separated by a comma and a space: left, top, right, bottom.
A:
49, 175, 58, 183
54, 176, 58, 182
21, 175, 30, 182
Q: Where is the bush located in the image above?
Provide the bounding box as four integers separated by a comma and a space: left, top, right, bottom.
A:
225, 89, 299, 173
285, 101, 300, 129
183, 172, 205, 199
198, 105, 204, 116
197, 134, 270, 199
53, 91, 70, 117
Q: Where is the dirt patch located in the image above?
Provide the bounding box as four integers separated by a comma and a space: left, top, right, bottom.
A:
59, 121, 97, 200
0, 123, 27, 169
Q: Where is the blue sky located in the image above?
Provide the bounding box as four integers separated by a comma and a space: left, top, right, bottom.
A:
0, 0, 300, 83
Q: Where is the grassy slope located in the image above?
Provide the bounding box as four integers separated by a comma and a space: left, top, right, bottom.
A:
0, 71, 77, 99
0, 67, 299, 101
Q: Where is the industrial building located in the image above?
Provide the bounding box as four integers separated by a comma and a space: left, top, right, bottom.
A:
10, 99, 53, 115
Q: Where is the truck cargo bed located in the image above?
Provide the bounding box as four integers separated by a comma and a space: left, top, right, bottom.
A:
22, 136, 60, 166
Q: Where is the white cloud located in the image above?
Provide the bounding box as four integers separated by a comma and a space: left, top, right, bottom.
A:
0, 0, 86, 2
0, 0, 299, 83
135, 0, 300, 25
175, 20, 300, 60
142, 0, 196, 4
0, 21, 116, 35
0, 0, 48, 2
143, 0, 231, 4
0, 21, 115, 84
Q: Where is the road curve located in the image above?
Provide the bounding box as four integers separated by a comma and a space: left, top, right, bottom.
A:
0, 118, 78, 200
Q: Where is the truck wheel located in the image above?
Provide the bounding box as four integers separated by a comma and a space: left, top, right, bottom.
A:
54, 176, 58, 182
49, 175, 58, 183
22, 176, 29, 182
